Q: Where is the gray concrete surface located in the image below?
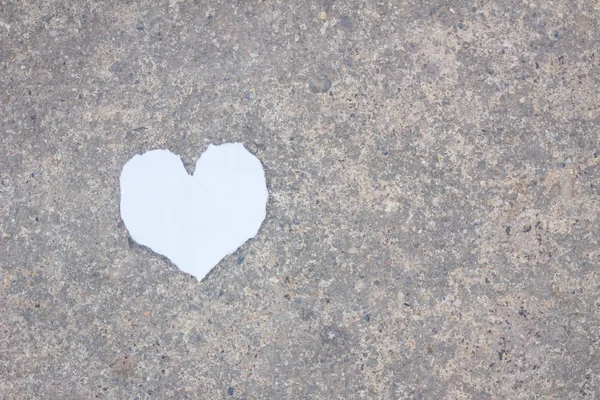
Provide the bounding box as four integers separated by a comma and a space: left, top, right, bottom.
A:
1, 0, 599, 398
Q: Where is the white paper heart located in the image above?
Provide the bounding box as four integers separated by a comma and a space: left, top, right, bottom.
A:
120, 143, 268, 280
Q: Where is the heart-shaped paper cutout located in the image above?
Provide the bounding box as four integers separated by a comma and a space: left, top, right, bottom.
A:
120, 143, 268, 280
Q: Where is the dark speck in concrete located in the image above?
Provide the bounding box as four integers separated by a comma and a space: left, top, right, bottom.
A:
519, 307, 529, 318
339, 15, 353, 30
499, 349, 507, 361
189, 304, 202, 312
227, 387, 234, 396
111, 62, 124, 73
309, 75, 332, 93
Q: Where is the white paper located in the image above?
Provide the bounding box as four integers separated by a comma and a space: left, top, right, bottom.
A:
120, 143, 268, 280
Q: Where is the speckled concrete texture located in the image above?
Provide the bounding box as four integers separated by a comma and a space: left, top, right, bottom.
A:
1, 1, 600, 398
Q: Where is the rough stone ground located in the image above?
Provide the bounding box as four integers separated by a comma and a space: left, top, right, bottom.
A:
1, 0, 599, 398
